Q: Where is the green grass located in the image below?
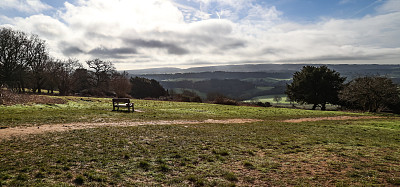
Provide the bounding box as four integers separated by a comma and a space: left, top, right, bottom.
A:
245, 94, 341, 110
0, 95, 399, 186
0, 95, 357, 128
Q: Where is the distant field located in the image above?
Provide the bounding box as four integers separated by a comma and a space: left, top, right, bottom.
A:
255, 86, 274, 91
0, 96, 399, 186
245, 94, 289, 104
242, 77, 291, 83
170, 88, 208, 99
162, 78, 207, 82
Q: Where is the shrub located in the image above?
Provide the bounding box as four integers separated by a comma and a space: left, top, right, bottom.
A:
223, 172, 238, 182
159, 164, 170, 172
339, 76, 400, 112
138, 160, 151, 170
243, 161, 256, 169
73, 175, 85, 185
187, 174, 205, 186
254, 101, 271, 107
212, 96, 238, 106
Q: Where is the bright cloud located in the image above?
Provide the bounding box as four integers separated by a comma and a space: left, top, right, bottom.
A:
0, 0, 399, 70
0, 0, 51, 13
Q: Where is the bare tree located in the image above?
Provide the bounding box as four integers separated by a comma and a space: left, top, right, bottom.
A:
44, 58, 61, 94
57, 58, 82, 95
273, 95, 282, 104
86, 58, 115, 90
0, 27, 29, 92
111, 71, 131, 98
339, 76, 400, 112
72, 68, 91, 94
25, 34, 49, 93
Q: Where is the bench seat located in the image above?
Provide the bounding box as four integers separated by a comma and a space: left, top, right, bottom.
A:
112, 98, 134, 112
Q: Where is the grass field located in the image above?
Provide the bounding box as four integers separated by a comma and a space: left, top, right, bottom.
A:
0, 95, 399, 186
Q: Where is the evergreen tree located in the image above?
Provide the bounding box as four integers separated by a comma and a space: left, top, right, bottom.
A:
285, 65, 346, 110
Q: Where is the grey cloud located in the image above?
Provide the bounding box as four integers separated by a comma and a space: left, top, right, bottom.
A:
88, 47, 138, 59
135, 30, 246, 54
262, 47, 286, 55
89, 47, 137, 55
127, 39, 189, 55
61, 46, 84, 56
221, 40, 246, 50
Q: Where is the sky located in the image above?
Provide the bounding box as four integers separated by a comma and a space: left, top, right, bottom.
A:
0, 0, 399, 70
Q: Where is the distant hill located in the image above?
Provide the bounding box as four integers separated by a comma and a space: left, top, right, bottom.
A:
127, 64, 400, 76
125, 64, 400, 101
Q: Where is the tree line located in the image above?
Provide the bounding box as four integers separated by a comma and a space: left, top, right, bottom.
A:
0, 27, 166, 98
286, 65, 400, 113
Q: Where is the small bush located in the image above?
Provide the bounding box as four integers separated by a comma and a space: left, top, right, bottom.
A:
387, 177, 400, 185
138, 160, 151, 170
223, 172, 238, 182
34, 171, 45, 178
187, 175, 205, 186
73, 175, 85, 185
0, 173, 11, 180
243, 161, 255, 169
213, 97, 238, 105
212, 149, 230, 156
16, 174, 28, 181
159, 164, 170, 172
84, 171, 107, 182
254, 102, 272, 107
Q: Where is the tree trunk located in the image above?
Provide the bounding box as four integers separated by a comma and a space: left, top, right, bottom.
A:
321, 103, 326, 111
312, 104, 317, 110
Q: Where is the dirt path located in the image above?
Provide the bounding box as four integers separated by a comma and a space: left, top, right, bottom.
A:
0, 116, 384, 139
0, 119, 262, 139
282, 116, 382, 123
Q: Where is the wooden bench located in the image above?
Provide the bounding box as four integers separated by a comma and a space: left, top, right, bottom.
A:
112, 98, 134, 112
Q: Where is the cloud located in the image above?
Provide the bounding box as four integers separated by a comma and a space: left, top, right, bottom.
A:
376, 0, 400, 13
88, 46, 138, 59
13, 14, 68, 38
188, 19, 233, 35
61, 45, 84, 56
0, 0, 399, 70
0, 0, 51, 13
127, 39, 189, 55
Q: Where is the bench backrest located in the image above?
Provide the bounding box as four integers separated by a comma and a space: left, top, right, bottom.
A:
112, 98, 131, 103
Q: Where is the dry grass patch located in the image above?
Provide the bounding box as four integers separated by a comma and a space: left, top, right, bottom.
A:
0, 90, 65, 106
